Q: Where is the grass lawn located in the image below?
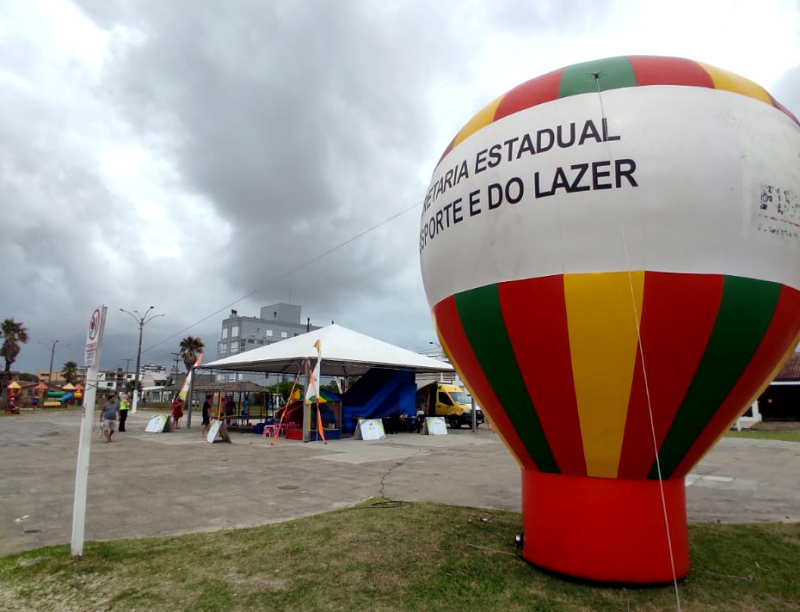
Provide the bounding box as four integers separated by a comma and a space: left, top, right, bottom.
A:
726, 430, 800, 443
727, 422, 800, 443
1, 500, 798, 612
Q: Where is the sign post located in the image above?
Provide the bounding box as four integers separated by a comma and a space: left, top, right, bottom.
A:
471, 397, 477, 432
71, 305, 107, 557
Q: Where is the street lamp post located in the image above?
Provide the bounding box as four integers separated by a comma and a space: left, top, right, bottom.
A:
119, 306, 164, 414
47, 340, 59, 388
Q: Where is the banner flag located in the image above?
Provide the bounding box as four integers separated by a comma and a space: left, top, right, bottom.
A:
179, 352, 203, 401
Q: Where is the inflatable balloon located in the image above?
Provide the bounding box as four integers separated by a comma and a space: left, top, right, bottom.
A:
419, 56, 800, 584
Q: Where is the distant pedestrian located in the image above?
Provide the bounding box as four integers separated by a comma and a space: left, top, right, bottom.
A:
100, 393, 119, 442
5, 394, 18, 415
171, 395, 184, 429
201, 393, 212, 438
118, 394, 130, 432
415, 406, 425, 433
225, 395, 236, 424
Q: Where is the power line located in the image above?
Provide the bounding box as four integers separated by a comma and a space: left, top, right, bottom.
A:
142, 202, 419, 355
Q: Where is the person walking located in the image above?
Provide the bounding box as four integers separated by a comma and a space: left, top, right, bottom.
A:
225, 395, 235, 417
118, 394, 130, 432
100, 393, 119, 443
415, 405, 425, 434
201, 393, 212, 438
171, 395, 184, 429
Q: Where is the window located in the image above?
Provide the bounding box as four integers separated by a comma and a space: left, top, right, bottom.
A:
231, 325, 240, 337
450, 392, 471, 405
218, 343, 227, 355
222, 328, 228, 339
230, 344, 239, 354
438, 392, 453, 406
247, 338, 255, 344
281, 331, 288, 338
266, 329, 273, 337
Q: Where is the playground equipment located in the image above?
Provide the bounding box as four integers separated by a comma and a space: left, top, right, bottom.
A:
420, 56, 800, 583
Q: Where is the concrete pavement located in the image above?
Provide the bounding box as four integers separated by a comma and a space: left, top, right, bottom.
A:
1, 409, 798, 557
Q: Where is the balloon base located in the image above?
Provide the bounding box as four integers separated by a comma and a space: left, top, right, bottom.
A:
521, 470, 689, 584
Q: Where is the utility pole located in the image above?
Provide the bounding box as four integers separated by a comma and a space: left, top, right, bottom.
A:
170, 352, 181, 376
121, 358, 133, 395
119, 306, 164, 414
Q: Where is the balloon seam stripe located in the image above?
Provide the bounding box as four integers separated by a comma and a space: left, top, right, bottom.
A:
650, 276, 782, 478
455, 285, 558, 473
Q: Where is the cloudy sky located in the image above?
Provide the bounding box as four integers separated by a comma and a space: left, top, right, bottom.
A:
3, 0, 800, 375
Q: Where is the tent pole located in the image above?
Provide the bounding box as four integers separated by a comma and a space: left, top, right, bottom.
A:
302, 360, 310, 442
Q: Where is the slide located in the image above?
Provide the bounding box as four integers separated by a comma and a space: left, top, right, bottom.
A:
59, 393, 74, 403
341, 368, 416, 434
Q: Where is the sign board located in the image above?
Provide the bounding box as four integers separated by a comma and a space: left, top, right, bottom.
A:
206, 420, 232, 444
145, 414, 172, 433
72, 304, 107, 557
84, 307, 103, 367
425, 417, 448, 436
354, 418, 386, 441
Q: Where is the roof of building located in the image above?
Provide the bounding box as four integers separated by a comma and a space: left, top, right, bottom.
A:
774, 352, 800, 381
203, 324, 453, 377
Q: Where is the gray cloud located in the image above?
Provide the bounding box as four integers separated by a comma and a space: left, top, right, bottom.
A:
486, 0, 616, 34
70, 0, 481, 361
771, 63, 800, 118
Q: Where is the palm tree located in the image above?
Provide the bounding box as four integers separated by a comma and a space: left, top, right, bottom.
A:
62, 361, 79, 384
1, 319, 28, 407
1, 319, 29, 375
179, 336, 204, 372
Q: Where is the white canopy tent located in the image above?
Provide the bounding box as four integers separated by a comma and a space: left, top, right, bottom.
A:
203, 324, 453, 377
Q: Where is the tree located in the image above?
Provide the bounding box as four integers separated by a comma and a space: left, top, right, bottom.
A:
124, 380, 142, 394
18, 372, 39, 382
267, 380, 299, 401
62, 361, 79, 384
0, 319, 28, 408
179, 336, 204, 372
1, 318, 28, 375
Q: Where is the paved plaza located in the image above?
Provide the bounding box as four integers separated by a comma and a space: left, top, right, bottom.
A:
1, 410, 799, 557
